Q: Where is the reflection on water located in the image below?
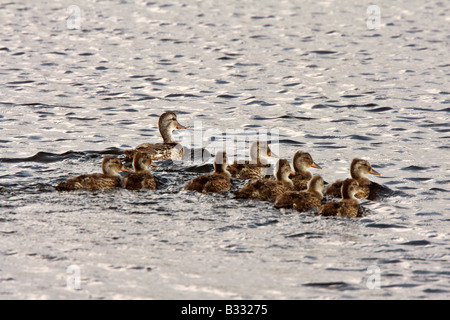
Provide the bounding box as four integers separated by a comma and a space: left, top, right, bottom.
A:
0, 0, 449, 299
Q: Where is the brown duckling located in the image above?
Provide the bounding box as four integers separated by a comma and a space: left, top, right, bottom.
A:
324, 158, 380, 200
184, 151, 232, 194
274, 175, 324, 212
227, 141, 276, 180
124, 112, 187, 162
318, 178, 364, 218
234, 159, 294, 201
121, 152, 158, 190
290, 151, 322, 190
57, 157, 130, 191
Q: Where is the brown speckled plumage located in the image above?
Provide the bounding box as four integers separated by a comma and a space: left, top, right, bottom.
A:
227, 141, 275, 180
235, 159, 294, 201
184, 152, 232, 194
275, 175, 324, 212
57, 157, 127, 191
227, 161, 271, 180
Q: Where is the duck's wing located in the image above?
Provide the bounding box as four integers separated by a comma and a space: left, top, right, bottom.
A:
57, 174, 119, 191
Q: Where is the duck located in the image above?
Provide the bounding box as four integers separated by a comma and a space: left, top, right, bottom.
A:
227, 141, 276, 180
274, 175, 324, 212
57, 157, 130, 191
290, 151, 322, 190
234, 159, 294, 201
121, 152, 158, 190
324, 158, 380, 200
318, 178, 364, 217
184, 151, 232, 194
124, 112, 187, 162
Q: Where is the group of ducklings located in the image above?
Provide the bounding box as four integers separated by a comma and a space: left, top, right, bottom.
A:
57, 112, 382, 218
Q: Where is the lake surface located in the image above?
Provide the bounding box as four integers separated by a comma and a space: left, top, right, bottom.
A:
0, 0, 449, 299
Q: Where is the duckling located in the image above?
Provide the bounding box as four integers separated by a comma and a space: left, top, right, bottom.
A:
121, 152, 158, 190
57, 157, 130, 191
290, 151, 322, 190
124, 112, 187, 162
324, 158, 380, 200
184, 151, 232, 194
227, 141, 276, 180
318, 178, 363, 217
234, 159, 294, 201
274, 175, 324, 212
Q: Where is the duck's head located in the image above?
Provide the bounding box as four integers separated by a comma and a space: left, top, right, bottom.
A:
249, 141, 277, 164
350, 158, 380, 180
341, 178, 364, 200
159, 112, 187, 143
293, 151, 322, 173
102, 157, 131, 176
308, 175, 325, 198
133, 152, 158, 173
275, 159, 294, 183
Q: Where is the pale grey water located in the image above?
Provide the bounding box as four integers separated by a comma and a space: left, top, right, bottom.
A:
0, 0, 449, 299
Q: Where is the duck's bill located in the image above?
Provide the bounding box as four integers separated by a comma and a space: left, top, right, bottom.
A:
121, 167, 133, 173
369, 168, 381, 176
176, 123, 187, 130
150, 163, 159, 168
268, 151, 278, 158
357, 188, 365, 194
312, 162, 322, 169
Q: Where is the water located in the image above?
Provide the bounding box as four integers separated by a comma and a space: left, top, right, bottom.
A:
1, 0, 449, 299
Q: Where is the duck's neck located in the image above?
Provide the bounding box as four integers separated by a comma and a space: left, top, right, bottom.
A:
276, 171, 293, 187
307, 185, 323, 200
294, 163, 312, 179
351, 167, 370, 185
250, 144, 268, 164
134, 161, 150, 174
215, 163, 231, 179
342, 187, 356, 201
160, 127, 176, 144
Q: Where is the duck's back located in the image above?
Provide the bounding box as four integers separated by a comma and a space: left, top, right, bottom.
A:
227, 161, 271, 180
185, 174, 231, 193
318, 199, 360, 217
275, 191, 321, 211
292, 193, 322, 212
236, 180, 293, 201
274, 191, 301, 209
125, 143, 183, 162
122, 172, 156, 190
57, 174, 120, 191
291, 172, 312, 191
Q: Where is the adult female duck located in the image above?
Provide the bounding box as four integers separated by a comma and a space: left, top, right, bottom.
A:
124, 112, 187, 161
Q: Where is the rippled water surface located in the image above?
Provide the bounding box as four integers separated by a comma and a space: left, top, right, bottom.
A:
1, 0, 449, 299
